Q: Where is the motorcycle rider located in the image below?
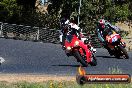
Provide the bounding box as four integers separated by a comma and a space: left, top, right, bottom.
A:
60, 18, 96, 54
60, 18, 83, 49
96, 18, 123, 55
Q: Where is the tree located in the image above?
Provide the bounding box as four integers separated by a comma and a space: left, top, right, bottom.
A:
48, 0, 78, 19
0, 0, 20, 23
16, 0, 36, 9
0, 0, 131, 30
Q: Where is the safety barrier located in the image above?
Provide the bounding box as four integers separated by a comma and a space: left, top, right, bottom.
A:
0, 22, 102, 48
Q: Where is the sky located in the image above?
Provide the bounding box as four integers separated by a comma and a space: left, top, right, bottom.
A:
41, 0, 48, 4
41, 0, 44, 4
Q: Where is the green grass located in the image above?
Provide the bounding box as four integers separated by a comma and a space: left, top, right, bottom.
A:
0, 68, 131, 88
0, 81, 131, 88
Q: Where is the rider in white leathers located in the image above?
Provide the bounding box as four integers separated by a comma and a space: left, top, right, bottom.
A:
60, 18, 96, 53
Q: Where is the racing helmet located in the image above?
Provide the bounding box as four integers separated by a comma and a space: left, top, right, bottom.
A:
98, 19, 106, 29
60, 18, 70, 31
60, 18, 70, 26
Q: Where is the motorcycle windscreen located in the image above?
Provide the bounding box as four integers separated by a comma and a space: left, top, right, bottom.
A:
66, 34, 73, 42
103, 28, 113, 37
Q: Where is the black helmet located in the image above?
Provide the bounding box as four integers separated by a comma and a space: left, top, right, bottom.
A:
60, 18, 69, 26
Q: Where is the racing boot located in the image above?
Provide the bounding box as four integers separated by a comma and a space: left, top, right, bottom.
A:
90, 46, 96, 53
120, 39, 126, 48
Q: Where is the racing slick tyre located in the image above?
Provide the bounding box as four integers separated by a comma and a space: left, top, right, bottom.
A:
73, 51, 88, 67
114, 50, 120, 59
114, 47, 121, 59
89, 54, 97, 66
118, 45, 129, 59
114, 54, 120, 59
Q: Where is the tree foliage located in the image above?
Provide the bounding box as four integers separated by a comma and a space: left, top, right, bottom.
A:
0, 0, 132, 30
47, 0, 132, 31
0, 0, 20, 23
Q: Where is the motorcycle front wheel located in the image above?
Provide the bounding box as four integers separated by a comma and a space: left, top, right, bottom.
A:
73, 51, 88, 67
89, 54, 97, 66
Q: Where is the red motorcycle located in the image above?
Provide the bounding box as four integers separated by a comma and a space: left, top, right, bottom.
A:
104, 29, 129, 59
64, 30, 97, 67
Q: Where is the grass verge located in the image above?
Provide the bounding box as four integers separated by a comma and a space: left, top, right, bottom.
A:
0, 80, 131, 88
0, 67, 131, 88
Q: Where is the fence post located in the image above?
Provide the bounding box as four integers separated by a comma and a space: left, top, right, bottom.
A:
36, 27, 40, 41
0, 22, 3, 37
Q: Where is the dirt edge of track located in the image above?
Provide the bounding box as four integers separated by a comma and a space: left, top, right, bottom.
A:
0, 74, 76, 83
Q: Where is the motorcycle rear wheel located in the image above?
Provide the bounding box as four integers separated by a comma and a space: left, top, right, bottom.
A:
118, 45, 129, 59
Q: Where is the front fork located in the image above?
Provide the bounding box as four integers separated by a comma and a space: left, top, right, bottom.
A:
78, 41, 92, 63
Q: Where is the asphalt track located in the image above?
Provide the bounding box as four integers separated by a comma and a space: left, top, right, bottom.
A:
0, 38, 131, 75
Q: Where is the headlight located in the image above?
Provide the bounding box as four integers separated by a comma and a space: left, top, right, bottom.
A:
74, 41, 79, 46
67, 46, 71, 50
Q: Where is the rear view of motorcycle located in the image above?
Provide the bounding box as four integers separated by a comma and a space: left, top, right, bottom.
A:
105, 29, 129, 59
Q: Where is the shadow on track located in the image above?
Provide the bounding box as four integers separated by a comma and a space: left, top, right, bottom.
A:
52, 64, 80, 67
96, 55, 115, 58
96, 55, 125, 59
